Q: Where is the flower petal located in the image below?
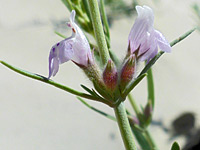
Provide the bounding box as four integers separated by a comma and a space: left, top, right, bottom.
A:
127, 5, 171, 63
70, 10, 76, 24
48, 38, 74, 78
139, 42, 158, 62
67, 10, 93, 66
140, 47, 158, 63
71, 23, 92, 66
58, 38, 74, 64
48, 10, 93, 78
49, 57, 59, 78
128, 5, 154, 54
155, 30, 171, 53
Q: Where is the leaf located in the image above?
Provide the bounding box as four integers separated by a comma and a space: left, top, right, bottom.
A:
100, 0, 110, 40
109, 49, 120, 67
147, 68, 155, 109
171, 142, 180, 150
81, 84, 96, 96
122, 73, 147, 98
81, 84, 105, 99
0, 61, 113, 106
61, 0, 73, 11
77, 97, 116, 121
82, 0, 91, 21
92, 89, 104, 98
55, 31, 66, 39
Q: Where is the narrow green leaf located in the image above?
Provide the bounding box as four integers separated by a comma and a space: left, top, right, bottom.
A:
171, 142, 180, 150
55, 31, 66, 39
170, 28, 196, 47
91, 89, 104, 98
77, 97, 116, 121
100, 0, 110, 40
131, 129, 152, 150
81, 84, 96, 96
139, 27, 196, 77
0, 61, 110, 104
109, 49, 120, 67
147, 68, 155, 108
123, 73, 147, 98
82, 0, 91, 21
61, 0, 73, 11
80, 85, 104, 100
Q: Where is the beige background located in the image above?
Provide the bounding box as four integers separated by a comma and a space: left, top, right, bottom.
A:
0, 0, 200, 150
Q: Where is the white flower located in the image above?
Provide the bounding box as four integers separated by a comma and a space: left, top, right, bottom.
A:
128, 5, 171, 62
48, 10, 93, 78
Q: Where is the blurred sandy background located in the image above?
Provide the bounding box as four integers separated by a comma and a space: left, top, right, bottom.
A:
0, 0, 200, 150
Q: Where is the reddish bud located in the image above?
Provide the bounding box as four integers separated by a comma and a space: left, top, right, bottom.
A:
120, 54, 136, 89
144, 101, 153, 120
103, 60, 118, 91
129, 116, 140, 126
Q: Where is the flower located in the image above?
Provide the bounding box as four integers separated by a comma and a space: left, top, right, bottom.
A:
128, 5, 171, 62
48, 10, 93, 78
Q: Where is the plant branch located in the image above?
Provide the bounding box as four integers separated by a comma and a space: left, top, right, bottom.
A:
0, 61, 113, 106
147, 68, 155, 109
88, 0, 110, 65
114, 102, 137, 150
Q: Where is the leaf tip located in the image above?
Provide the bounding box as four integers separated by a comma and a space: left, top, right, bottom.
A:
171, 141, 180, 150
0, 60, 4, 64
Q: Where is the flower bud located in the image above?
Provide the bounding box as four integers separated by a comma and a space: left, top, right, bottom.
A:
129, 116, 140, 126
103, 60, 118, 91
144, 101, 153, 126
120, 54, 136, 90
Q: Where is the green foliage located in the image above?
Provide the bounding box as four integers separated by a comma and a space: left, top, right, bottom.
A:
192, 3, 200, 31
171, 142, 180, 150
146, 68, 155, 109
104, 0, 138, 24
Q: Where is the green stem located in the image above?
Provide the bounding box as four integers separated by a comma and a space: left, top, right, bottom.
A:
100, 0, 110, 40
147, 68, 155, 108
114, 102, 137, 150
88, 0, 110, 65
128, 94, 157, 150
128, 94, 140, 117
144, 130, 157, 150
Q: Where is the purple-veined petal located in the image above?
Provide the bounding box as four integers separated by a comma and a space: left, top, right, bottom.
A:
128, 5, 171, 62
128, 5, 154, 54
48, 10, 93, 78
155, 30, 171, 53
68, 10, 93, 66
71, 24, 92, 66
48, 38, 74, 78
58, 38, 74, 64
140, 46, 158, 63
